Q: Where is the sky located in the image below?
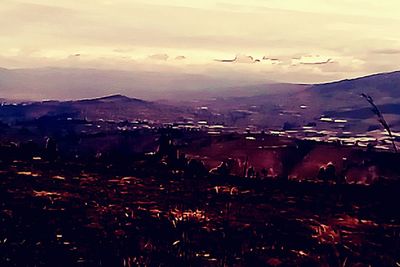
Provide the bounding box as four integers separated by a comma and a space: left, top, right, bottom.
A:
1, 0, 400, 84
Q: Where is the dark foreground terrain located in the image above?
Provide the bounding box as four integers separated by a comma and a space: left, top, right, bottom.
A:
0, 128, 400, 267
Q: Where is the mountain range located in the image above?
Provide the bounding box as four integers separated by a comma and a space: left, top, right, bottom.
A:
1, 68, 400, 132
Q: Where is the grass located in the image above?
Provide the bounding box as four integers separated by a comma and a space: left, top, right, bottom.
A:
361, 93, 398, 153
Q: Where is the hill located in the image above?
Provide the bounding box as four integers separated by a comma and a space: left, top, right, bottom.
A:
0, 94, 187, 123
185, 70, 400, 132
2, 68, 400, 132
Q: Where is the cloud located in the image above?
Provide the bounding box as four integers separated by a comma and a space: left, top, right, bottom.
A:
147, 53, 169, 61
292, 55, 333, 65
215, 54, 259, 64
146, 54, 187, 62
372, 48, 400, 55
300, 59, 332, 65
113, 48, 136, 53
66, 54, 81, 61
175, 55, 186, 60
262, 56, 282, 64
1, 1, 400, 85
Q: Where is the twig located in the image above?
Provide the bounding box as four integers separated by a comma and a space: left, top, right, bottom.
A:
361, 93, 397, 153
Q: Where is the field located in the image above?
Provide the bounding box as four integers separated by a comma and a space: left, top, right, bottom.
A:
1, 152, 399, 267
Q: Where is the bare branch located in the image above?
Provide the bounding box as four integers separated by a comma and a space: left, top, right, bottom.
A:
361, 93, 397, 153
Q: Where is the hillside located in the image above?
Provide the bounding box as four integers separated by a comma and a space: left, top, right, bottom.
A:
0, 94, 188, 123
2, 69, 400, 132
186, 70, 400, 132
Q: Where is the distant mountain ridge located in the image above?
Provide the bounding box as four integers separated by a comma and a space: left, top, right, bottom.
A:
0, 67, 274, 101
77, 94, 147, 104
311, 70, 400, 97
0, 93, 186, 123
2, 67, 400, 132
177, 70, 400, 132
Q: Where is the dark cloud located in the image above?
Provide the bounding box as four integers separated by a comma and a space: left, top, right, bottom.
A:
175, 55, 186, 60
292, 56, 333, 66
300, 58, 333, 65
262, 56, 282, 64
262, 56, 280, 61
215, 54, 259, 64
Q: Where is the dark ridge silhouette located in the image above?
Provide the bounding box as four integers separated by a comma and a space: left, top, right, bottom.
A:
78, 94, 147, 103
311, 70, 400, 96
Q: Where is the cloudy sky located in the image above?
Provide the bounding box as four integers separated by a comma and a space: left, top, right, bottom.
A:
1, 0, 400, 83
